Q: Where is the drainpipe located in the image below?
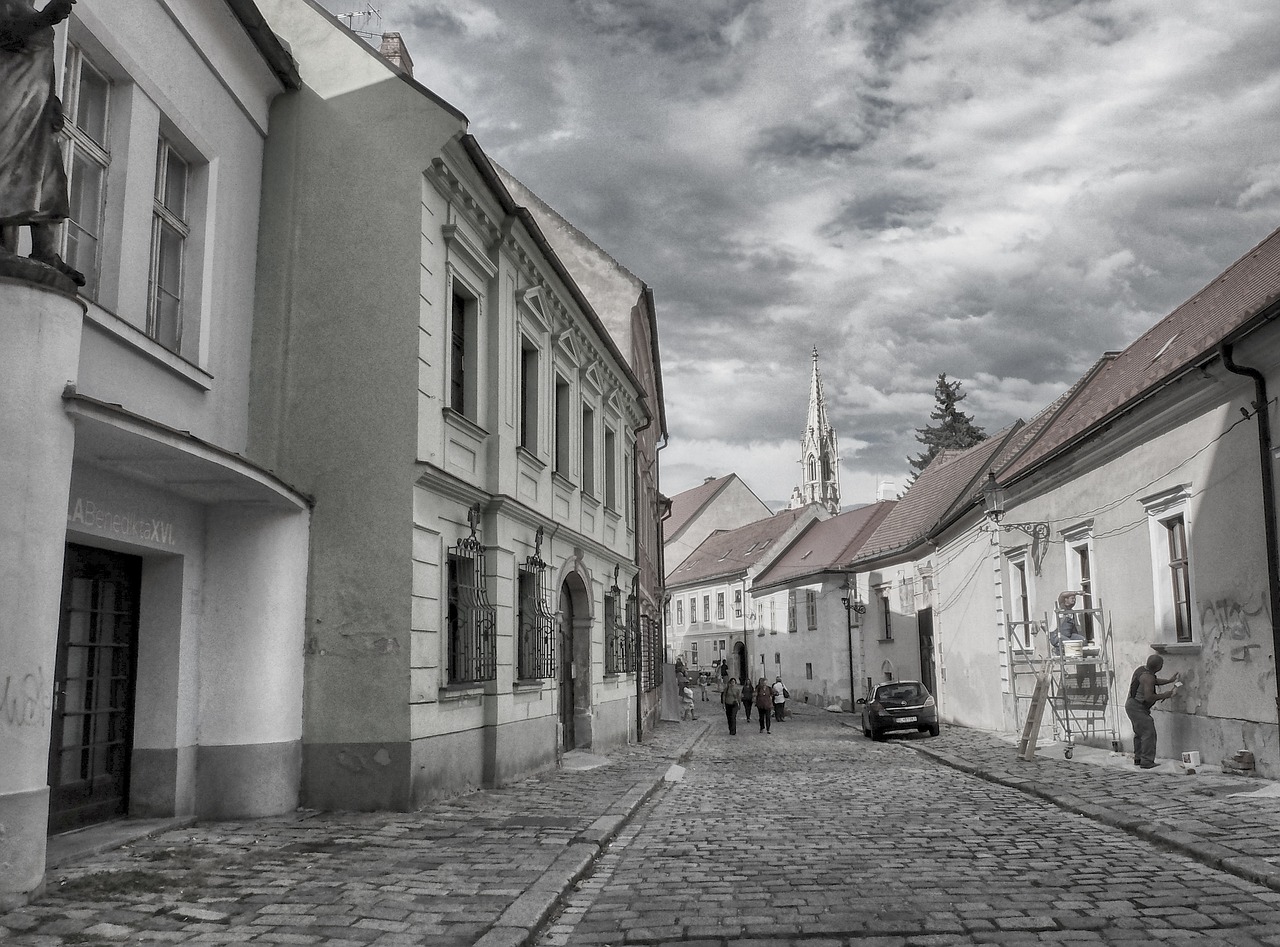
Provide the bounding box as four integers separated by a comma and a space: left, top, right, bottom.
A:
1220, 343, 1280, 726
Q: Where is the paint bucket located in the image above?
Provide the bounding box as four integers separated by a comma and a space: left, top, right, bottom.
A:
1062, 639, 1084, 659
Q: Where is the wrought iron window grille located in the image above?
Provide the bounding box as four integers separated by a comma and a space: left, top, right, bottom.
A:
447, 503, 497, 684
517, 526, 558, 680
604, 566, 635, 674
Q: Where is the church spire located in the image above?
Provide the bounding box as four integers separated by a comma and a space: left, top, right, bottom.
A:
790, 347, 841, 514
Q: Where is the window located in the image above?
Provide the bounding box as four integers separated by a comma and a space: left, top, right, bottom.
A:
805, 590, 817, 630
1063, 527, 1097, 643
805, 663, 813, 680
1011, 559, 1032, 650
516, 564, 555, 680
733, 588, 742, 617
446, 552, 495, 684
61, 46, 111, 298
691, 642, 698, 666
879, 588, 893, 641
716, 593, 724, 621
147, 138, 189, 353
808, 457, 817, 482
676, 600, 683, 625
1167, 516, 1193, 643
519, 341, 539, 450
1143, 486, 1195, 644
604, 587, 633, 674
787, 590, 797, 633
689, 597, 696, 624
554, 376, 570, 473
449, 289, 470, 415
702, 595, 710, 623
604, 428, 617, 509
581, 405, 595, 495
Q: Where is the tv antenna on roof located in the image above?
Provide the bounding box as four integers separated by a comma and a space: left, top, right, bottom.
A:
335, 3, 382, 40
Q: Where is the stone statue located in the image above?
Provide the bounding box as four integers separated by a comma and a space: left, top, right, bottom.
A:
0, 0, 86, 287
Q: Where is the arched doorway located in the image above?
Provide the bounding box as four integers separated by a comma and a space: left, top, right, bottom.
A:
557, 568, 592, 753
734, 641, 749, 688
558, 584, 576, 752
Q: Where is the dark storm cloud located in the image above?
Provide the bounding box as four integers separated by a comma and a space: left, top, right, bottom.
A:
407, 4, 465, 35
565, 0, 761, 61
825, 192, 941, 234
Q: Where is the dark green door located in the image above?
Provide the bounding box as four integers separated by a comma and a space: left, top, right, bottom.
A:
47, 544, 141, 833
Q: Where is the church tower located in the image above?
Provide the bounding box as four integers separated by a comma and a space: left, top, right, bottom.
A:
789, 347, 841, 514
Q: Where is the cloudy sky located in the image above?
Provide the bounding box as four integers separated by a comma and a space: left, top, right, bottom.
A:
324, 0, 1280, 507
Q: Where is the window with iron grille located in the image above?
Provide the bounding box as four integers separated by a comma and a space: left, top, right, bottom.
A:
516, 531, 557, 680
447, 519, 496, 684
641, 614, 662, 692
604, 588, 628, 674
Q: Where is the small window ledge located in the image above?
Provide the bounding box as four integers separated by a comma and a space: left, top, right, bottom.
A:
1151, 642, 1201, 656
443, 407, 490, 440
438, 683, 486, 702
513, 679, 547, 694
516, 446, 546, 470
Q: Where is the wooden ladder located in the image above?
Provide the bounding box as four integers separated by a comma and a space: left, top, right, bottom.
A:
1017, 672, 1051, 761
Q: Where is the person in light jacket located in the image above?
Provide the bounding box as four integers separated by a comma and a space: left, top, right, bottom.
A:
772, 676, 788, 722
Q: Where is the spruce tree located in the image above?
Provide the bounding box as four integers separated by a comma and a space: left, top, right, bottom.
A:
907, 373, 986, 477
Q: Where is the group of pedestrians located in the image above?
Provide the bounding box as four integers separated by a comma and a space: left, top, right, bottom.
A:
719, 675, 788, 735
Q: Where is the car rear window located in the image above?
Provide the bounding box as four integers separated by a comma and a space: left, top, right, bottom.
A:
878, 683, 925, 702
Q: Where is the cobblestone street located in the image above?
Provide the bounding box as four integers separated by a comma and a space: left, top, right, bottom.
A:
541, 708, 1280, 946
8, 704, 1280, 945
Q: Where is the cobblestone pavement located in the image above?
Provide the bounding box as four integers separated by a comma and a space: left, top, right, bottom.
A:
0, 723, 702, 947
6, 704, 1280, 946
538, 705, 1280, 946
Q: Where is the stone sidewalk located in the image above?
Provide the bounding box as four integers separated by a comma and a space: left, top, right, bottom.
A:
1, 721, 708, 947
912, 724, 1280, 895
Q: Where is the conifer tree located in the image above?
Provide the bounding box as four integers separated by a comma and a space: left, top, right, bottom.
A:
907, 373, 986, 477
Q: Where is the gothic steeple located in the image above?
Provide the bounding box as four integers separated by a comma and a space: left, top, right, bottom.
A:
789, 347, 841, 514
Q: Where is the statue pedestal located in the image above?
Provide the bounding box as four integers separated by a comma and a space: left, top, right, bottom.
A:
0, 252, 79, 295
0, 277, 84, 907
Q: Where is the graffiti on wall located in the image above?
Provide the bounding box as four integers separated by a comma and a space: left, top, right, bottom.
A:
1200, 593, 1269, 663
2, 665, 50, 728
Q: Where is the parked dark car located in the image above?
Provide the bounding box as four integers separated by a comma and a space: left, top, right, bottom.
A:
860, 680, 940, 740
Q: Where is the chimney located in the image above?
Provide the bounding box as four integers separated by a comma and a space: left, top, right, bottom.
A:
379, 32, 414, 77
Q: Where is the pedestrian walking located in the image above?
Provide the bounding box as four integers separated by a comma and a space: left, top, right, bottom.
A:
681, 684, 697, 721
772, 676, 789, 722
699, 671, 709, 701
722, 677, 742, 735
755, 677, 773, 733
742, 681, 752, 723
1125, 653, 1180, 768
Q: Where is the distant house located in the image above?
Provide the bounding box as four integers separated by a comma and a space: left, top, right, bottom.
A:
666, 507, 821, 681
663, 474, 773, 575
750, 501, 895, 708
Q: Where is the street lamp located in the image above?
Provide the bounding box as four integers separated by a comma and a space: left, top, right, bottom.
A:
840, 574, 866, 711
982, 472, 1051, 574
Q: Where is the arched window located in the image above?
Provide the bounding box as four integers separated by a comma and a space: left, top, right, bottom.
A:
808, 457, 817, 482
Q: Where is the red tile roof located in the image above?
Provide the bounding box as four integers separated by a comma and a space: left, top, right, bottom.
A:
854, 428, 1021, 564
752, 501, 896, 590
666, 507, 812, 588
663, 475, 736, 540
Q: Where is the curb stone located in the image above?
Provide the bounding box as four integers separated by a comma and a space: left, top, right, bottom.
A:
482, 720, 710, 947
